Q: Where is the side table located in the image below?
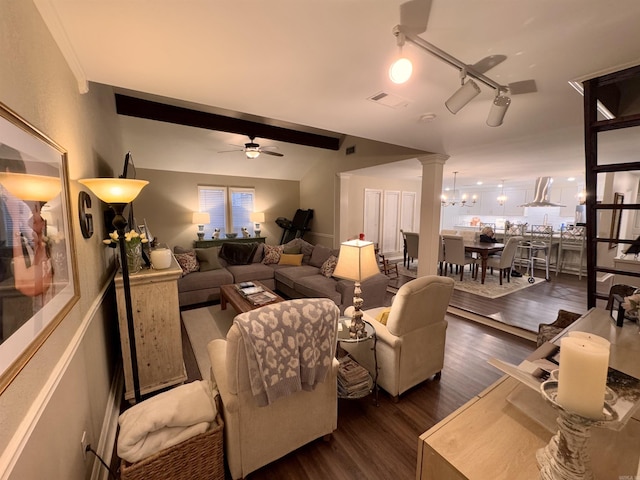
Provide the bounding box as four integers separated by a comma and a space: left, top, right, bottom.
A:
336, 317, 378, 405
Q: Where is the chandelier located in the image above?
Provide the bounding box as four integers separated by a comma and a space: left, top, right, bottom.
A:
441, 172, 476, 207
497, 180, 507, 206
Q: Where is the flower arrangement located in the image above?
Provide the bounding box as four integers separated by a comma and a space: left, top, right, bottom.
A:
103, 229, 149, 249
622, 293, 640, 317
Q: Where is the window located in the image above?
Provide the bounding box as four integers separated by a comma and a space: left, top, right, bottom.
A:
198, 185, 255, 236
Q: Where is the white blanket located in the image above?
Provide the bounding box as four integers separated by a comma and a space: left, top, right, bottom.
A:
117, 380, 218, 463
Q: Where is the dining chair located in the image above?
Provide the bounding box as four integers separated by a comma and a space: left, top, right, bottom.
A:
438, 235, 445, 275
400, 229, 408, 268
485, 236, 523, 285
375, 245, 399, 278
404, 232, 419, 268
556, 225, 586, 279
442, 235, 476, 281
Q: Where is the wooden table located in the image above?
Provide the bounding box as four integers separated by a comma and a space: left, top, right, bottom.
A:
416, 307, 640, 479
464, 241, 505, 284
219, 280, 284, 314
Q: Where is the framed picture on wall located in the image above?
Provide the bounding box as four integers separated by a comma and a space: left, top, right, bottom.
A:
0, 102, 79, 394
609, 192, 624, 249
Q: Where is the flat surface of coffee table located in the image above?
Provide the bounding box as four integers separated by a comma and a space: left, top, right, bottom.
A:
219, 281, 285, 314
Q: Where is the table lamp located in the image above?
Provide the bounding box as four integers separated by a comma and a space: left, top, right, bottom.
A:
333, 239, 380, 338
192, 211, 210, 240
250, 212, 265, 237
79, 177, 148, 403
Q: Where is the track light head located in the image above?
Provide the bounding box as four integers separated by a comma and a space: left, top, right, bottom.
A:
486, 94, 511, 127
389, 57, 413, 84
445, 79, 481, 114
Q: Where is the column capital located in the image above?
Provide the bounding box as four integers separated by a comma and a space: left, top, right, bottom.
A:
418, 154, 449, 166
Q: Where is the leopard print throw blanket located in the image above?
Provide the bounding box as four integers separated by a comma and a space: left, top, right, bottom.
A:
234, 298, 338, 406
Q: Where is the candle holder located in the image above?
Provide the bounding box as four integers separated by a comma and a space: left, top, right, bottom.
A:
536, 376, 617, 480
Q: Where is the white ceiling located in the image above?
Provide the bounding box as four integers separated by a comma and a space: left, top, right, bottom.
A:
35, 0, 640, 189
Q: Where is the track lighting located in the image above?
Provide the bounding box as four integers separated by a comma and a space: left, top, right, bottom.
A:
389, 32, 413, 84
445, 76, 481, 114
487, 93, 511, 127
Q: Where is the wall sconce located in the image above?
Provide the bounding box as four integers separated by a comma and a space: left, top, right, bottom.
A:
78, 177, 148, 403
192, 211, 210, 240
250, 212, 265, 237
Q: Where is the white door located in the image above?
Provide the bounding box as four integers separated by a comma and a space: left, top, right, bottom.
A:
364, 189, 382, 245
400, 191, 417, 232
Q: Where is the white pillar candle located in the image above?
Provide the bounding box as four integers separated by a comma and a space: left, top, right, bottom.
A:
567, 331, 611, 349
556, 336, 610, 419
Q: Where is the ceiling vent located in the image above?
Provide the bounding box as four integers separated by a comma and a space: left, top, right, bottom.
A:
367, 91, 410, 109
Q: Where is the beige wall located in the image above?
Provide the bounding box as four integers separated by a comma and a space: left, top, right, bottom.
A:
0, 2, 123, 478
132, 168, 299, 249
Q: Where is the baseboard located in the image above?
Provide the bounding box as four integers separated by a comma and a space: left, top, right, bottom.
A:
92, 367, 124, 480
447, 306, 537, 343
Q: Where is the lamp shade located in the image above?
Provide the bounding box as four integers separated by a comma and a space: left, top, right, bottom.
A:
79, 178, 148, 204
0, 172, 60, 202
332, 240, 379, 282
192, 211, 210, 224
250, 212, 265, 223
445, 79, 481, 114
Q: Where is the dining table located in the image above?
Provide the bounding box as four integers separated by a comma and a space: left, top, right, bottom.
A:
464, 241, 505, 284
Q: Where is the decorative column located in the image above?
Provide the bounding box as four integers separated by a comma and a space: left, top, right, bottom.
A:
417, 154, 449, 277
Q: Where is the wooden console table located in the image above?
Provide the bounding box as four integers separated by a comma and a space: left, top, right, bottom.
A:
194, 236, 266, 248
115, 255, 187, 402
416, 308, 640, 479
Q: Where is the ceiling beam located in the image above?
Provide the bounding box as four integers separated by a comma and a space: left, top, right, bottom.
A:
115, 94, 342, 150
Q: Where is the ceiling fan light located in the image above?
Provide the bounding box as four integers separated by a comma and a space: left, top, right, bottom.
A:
445, 79, 481, 114
389, 57, 413, 84
245, 148, 260, 159
487, 94, 511, 127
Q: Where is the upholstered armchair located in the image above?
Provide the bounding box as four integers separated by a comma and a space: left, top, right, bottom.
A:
342, 275, 454, 400
207, 298, 340, 479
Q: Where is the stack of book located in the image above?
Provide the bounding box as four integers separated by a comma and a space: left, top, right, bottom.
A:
337, 355, 373, 399
236, 282, 277, 306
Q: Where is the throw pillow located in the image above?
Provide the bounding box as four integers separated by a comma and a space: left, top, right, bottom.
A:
262, 244, 283, 264
219, 242, 258, 265
320, 254, 338, 277
195, 247, 222, 272
175, 251, 199, 276
278, 253, 304, 266
282, 244, 302, 255
375, 308, 392, 326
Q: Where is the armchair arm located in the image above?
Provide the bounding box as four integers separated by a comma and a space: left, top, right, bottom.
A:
207, 339, 238, 414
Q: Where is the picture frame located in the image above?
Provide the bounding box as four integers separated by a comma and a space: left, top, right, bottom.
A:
0, 102, 79, 394
609, 192, 624, 249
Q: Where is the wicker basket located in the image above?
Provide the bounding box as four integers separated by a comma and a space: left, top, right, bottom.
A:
120, 413, 224, 480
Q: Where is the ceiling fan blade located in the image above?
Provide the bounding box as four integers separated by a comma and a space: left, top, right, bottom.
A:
218, 149, 243, 154
260, 150, 284, 157
470, 55, 507, 74
400, 0, 432, 34
508, 79, 538, 95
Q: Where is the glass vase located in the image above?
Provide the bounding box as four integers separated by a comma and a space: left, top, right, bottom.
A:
126, 243, 143, 274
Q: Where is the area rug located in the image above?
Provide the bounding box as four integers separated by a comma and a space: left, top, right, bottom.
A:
387, 265, 544, 299
181, 305, 236, 380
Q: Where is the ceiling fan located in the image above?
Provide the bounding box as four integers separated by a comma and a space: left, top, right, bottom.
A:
218, 136, 284, 159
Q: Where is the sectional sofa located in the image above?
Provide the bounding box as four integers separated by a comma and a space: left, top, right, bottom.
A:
174, 238, 390, 313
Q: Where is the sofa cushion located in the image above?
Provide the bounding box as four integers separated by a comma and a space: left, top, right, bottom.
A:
195, 247, 223, 271
293, 275, 341, 305
177, 268, 233, 293
309, 244, 334, 268
219, 242, 258, 265
274, 265, 320, 289
320, 255, 338, 277
262, 244, 283, 265
283, 238, 315, 264
278, 253, 304, 266
282, 244, 301, 254
252, 243, 265, 263
175, 251, 199, 276
226, 263, 276, 283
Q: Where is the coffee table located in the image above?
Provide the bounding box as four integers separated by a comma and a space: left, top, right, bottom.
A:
219, 281, 284, 314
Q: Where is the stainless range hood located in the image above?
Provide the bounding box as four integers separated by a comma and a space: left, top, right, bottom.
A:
518, 177, 566, 207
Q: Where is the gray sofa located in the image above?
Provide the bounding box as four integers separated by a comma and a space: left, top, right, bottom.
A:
174, 238, 389, 313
